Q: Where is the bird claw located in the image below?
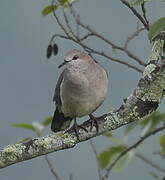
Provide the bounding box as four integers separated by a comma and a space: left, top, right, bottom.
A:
66, 123, 88, 141
88, 114, 107, 133
89, 115, 99, 133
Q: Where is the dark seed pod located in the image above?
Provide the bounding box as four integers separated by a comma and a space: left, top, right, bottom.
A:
46, 44, 53, 59
53, 43, 58, 56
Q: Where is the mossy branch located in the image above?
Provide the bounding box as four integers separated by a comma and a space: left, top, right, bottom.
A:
0, 32, 165, 169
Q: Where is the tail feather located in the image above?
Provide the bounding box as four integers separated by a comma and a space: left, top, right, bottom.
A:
51, 108, 72, 132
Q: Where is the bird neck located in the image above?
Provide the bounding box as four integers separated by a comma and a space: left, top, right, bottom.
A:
66, 60, 93, 73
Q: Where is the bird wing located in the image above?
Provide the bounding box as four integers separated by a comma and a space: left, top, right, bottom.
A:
53, 70, 65, 106
51, 70, 72, 133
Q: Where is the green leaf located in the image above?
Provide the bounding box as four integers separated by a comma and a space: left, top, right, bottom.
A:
130, 0, 151, 7
98, 145, 126, 169
112, 150, 135, 172
42, 116, 53, 126
12, 123, 37, 132
148, 17, 165, 41
42, 5, 58, 16
130, 0, 144, 7
160, 134, 165, 154
42, 0, 77, 16
59, 0, 70, 5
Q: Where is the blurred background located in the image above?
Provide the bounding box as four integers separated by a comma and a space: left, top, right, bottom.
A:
0, 0, 164, 179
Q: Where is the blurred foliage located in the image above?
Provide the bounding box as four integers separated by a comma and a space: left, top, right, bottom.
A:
98, 145, 126, 169
130, 0, 151, 7
42, 116, 53, 126
98, 111, 165, 172
12, 116, 52, 135
42, 0, 77, 16
12, 123, 38, 132
148, 17, 165, 41
124, 111, 165, 136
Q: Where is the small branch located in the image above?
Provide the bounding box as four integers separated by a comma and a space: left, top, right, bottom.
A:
153, 151, 165, 159
141, 3, 149, 29
62, 9, 79, 41
90, 140, 103, 180
45, 155, 61, 180
104, 124, 165, 179
136, 153, 165, 173
51, 3, 146, 68
49, 34, 69, 44
51, 1, 70, 37
120, 0, 149, 30
86, 49, 143, 73
69, 173, 73, 180
80, 33, 94, 41
76, 18, 146, 66
69, 5, 146, 66
124, 27, 146, 49
50, 32, 143, 73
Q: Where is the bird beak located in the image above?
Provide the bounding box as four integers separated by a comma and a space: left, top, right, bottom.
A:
58, 61, 68, 68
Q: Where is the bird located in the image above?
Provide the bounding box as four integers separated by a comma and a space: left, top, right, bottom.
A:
51, 49, 108, 138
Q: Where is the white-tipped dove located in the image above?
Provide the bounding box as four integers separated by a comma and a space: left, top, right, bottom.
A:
51, 49, 108, 137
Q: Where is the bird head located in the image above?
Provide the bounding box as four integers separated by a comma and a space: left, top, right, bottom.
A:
58, 49, 92, 68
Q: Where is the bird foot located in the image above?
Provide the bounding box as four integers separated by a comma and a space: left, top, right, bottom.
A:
66, 122, 88, 141
88, 114, 107, 133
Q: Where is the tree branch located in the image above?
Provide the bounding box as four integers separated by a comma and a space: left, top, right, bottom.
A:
120, 0, 149, 30
0, 33, 165, 169
124, 27, 146, 49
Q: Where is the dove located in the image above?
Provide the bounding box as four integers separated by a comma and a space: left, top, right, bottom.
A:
51, 49, 108, 138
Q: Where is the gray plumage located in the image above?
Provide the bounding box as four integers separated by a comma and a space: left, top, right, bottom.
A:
51, 49, 108, 132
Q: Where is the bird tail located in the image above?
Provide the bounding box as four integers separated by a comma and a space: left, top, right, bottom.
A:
51, 108, 72, 132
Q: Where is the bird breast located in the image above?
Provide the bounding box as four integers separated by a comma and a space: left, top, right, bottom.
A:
60, 63, 108, 118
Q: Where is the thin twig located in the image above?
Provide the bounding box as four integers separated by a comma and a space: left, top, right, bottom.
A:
87, 49, 143, 73
136, 153, 165, 173
45, 155, 61, 180
120, 0, 149, 30
77, 18, 146, 66
124, 27, 146, 49
51, 3, 145, 70
103, 124, 165, 179
62, 8, 79, 41
69, 5, 146, 66
90, 140, 103, 180
80, 33, 94, 41
69, 173, 73, 180
50, 30, 143, 73
141, 3, 149, 28
51, 1, 70, 37
49, 34, 69, 44
153, 151, 165, 159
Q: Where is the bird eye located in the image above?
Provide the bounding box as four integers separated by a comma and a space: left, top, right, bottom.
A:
72, 55, 79, 60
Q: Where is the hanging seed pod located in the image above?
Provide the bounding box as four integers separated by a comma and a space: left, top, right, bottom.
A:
46, 44, 53, 59
53, 43, 58, 56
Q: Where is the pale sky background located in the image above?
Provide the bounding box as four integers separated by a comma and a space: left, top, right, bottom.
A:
0, 0, 165, 180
